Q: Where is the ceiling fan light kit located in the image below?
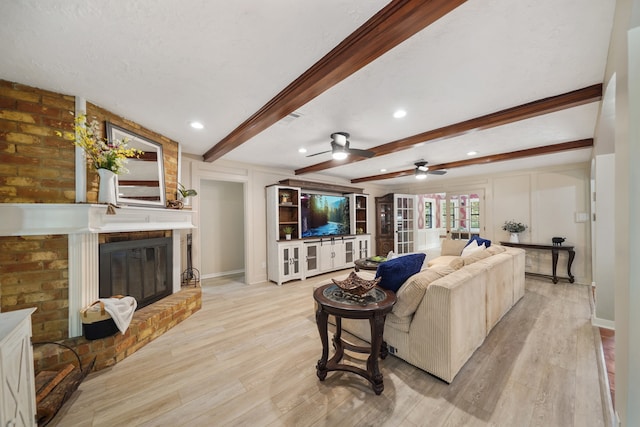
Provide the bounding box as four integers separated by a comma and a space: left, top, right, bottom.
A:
307, 132, 375, 160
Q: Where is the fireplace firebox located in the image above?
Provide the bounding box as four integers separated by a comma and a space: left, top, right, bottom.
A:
99, 237, 173, 309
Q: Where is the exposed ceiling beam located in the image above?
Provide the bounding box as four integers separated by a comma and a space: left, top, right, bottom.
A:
350, 139, 594, 183
295, 84, 603, 175
202, 0, 467, 163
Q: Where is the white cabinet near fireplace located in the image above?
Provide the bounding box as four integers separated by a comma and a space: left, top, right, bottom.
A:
0, 308, 37, 427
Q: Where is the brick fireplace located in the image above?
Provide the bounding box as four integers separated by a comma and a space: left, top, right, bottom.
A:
0, 79, 200, 372
0, 203, 199, 371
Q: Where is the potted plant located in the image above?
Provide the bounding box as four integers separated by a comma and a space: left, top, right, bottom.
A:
283, 226, 294, 240
178, 183, 197, 206
502, 220, 527, 243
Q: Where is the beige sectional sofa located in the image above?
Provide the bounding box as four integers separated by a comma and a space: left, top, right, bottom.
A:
338, 241, 525, 383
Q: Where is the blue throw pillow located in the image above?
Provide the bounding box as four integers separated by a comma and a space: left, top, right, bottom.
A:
465, 235, 491, 248
375, 253, 426, 292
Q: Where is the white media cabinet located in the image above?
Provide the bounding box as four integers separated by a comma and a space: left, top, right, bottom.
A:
266, 183, 371, 285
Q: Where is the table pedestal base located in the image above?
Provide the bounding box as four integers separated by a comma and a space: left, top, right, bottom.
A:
315, 313, 388, 395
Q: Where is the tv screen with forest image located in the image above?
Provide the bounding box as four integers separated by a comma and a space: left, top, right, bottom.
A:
301, 193, 350, 238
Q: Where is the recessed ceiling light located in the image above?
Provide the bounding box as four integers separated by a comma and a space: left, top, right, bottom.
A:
298, 148, 307, 153
190, 121, 204, 130
380, 168, 387, 172
393, 109, 407, 119
467, 151, 478, 156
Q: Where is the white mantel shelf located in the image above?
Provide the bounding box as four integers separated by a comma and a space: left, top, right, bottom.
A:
0, 203, 195, 236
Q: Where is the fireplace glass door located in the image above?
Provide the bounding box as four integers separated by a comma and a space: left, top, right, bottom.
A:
99, 237, 173, 308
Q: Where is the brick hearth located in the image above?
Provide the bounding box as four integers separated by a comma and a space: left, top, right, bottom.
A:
33, 287, 201, 373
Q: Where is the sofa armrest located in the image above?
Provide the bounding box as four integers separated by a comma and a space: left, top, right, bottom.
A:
407, 268, 487, 383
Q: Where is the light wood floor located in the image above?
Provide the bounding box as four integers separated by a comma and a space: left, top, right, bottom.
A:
51, 273, 607, 426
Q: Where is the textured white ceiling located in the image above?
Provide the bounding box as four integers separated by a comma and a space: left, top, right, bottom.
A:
0, 0, 616, 185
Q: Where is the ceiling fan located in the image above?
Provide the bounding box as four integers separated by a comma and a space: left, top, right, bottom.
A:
414, 160, 447, 179
306, 132, 375, 160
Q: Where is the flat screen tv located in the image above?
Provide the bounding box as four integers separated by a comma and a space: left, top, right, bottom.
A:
301, 193, 350, 238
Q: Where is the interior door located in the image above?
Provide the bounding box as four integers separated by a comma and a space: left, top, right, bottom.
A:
394, 194, 416, 254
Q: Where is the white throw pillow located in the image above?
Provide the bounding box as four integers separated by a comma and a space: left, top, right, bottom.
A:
461, 239, 486, 257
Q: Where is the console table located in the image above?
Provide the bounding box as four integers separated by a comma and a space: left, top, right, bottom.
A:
500, 242, 575, 284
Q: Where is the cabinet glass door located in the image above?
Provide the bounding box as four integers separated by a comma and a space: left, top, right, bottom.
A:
395, 194, 415, 254
305, 244, 318, 271
358, 238, 369, 259
345, 240, 355, 264
282, 246, 300, 277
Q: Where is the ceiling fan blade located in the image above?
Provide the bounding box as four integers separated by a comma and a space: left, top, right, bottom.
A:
347, 148, 375, 158
306, 150, 331, 158
427, 169, 447, 175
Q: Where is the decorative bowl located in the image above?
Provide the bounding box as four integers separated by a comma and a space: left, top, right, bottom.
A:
332, 272, 381, 296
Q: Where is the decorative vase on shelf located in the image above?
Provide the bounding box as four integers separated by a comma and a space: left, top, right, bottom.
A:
509, 233, 520, 243
97, 168, 117, 205
285, 234, 292, 240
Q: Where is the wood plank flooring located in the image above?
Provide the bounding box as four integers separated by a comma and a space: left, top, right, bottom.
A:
51, 274, 607, 426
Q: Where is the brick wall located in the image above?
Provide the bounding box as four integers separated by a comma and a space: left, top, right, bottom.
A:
0, 235, 69, 342
0, 80, 75, 203
33, 287, 201, 373
0, 81, 76, 341
0, 79, 189, 366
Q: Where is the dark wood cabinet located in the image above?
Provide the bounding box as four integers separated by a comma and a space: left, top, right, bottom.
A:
375, 194, 394, 256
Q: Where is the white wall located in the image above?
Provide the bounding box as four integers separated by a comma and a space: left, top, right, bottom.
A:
593, 153, 615, 326
199, 180, 245, 278
392, 163, 592, 284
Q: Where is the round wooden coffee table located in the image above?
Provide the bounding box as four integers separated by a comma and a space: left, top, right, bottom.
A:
313, 283, 396, 395
353, 258, 382, 272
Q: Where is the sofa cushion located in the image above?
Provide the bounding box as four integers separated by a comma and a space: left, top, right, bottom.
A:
465, 235, 492, 248
486, 245, 506, 256
385, 312, 412, 333
462, 248, 492, 266
461, 239, 485, 257
440, 239, 468, 256
427, 255, 460, 268
393, 265, 455, 317
375, 253, 426, 292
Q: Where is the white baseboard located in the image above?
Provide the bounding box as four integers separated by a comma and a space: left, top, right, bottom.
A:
201, 269, 245, 280
592, 316, 615, 330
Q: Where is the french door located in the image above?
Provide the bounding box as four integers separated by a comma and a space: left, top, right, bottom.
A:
441, 191, 484, 240
394, 194, 416, 254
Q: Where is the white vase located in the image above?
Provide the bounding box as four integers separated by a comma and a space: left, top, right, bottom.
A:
97, 168, 118, 205
509, 232, 520, 243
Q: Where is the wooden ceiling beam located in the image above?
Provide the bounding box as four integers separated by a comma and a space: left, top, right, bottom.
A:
350, 139, 594, 183
202, 0, 467, 163
296, 84, 602, 175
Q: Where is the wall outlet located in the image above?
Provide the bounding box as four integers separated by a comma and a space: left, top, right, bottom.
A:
261, 261, 266, 269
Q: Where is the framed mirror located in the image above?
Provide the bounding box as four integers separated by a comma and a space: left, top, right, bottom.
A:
106, 122, 166, 207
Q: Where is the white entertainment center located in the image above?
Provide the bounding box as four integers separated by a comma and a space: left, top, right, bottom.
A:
266, 180, 371, 285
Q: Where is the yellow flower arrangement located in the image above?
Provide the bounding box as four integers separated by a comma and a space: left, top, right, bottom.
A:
58, 114, 143, 174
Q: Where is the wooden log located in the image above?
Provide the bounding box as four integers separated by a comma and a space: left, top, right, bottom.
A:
36, 364, 74, 404
36, 358, 95, 427
34, 371, 57, 395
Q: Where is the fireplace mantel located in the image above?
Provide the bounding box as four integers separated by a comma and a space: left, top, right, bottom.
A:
0, 203, 194, 236
1, 203, 195, 337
